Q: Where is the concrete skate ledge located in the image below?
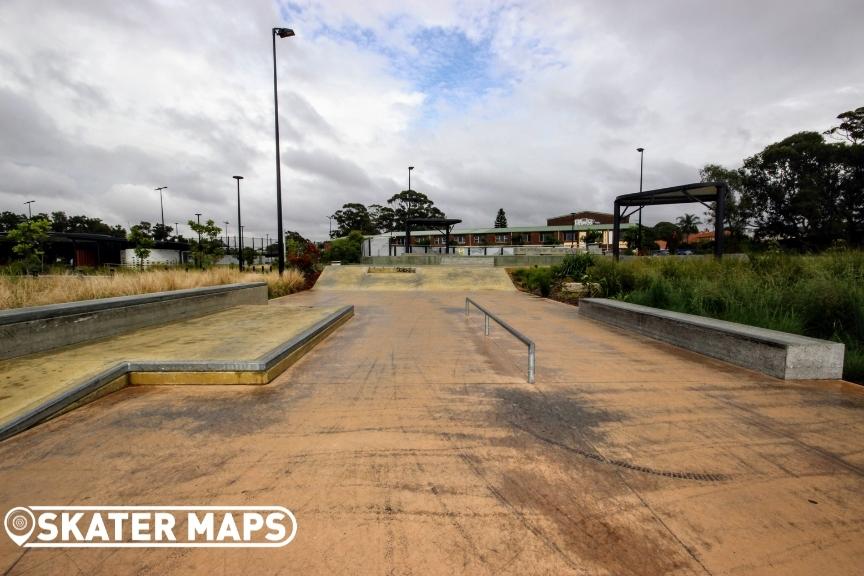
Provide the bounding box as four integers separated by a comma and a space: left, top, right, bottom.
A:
579, 298, 844, 380
0, 305, 354, 442
0, 282, 268, 360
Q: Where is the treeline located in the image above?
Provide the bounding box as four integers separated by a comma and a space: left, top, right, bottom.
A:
702, 106, 863, 250
329, 190, 444, 238
0, 211, 126, 237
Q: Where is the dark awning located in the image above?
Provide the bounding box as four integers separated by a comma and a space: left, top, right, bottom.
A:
612, 182, 728, 259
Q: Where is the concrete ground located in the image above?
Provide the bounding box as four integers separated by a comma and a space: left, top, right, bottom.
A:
0, 304, 340, 427
2, 281, 864, 574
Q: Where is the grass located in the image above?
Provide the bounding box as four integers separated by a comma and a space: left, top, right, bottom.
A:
513, 251, 864, 384
0, 267, 307, 309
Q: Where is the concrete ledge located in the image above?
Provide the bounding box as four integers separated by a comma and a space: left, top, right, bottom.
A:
0, 305, 354, 441
0, 282, 268, 360
579, 298, 844, 380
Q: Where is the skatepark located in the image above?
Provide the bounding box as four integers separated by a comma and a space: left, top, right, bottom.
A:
1, 265, 863, 575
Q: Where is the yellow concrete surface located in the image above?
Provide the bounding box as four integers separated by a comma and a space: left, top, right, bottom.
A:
2, 288, 863, 574
315, 264, 514, 291
0, 304, 341, 427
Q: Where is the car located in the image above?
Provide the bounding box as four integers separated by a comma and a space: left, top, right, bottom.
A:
676, 248, 694, 255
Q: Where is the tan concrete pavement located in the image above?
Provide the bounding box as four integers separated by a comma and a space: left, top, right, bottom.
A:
1, 288, 864, 575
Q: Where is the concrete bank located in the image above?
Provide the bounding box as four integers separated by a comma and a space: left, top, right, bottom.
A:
0, 282, 267, 360
0, 304, 353, 441
579, 298, 844, 379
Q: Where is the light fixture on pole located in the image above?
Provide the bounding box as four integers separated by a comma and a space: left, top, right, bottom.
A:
272, 26, 296, 276
155, 187, 167, 232
24, 200, 35, 219
636, 147, 644, 255
408, 166, 414, 192
234, 176, 244, 272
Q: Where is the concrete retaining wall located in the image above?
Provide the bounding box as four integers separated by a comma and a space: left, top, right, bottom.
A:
494, 255, 569, 267
0, 282, 268, 360
362, 255, 442, 265
579, 298, 844, 380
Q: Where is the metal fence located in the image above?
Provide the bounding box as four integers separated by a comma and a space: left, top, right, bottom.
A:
465, 297, 536, 383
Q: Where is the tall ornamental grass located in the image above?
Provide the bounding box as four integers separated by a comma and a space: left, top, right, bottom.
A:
0, 267, 307, 309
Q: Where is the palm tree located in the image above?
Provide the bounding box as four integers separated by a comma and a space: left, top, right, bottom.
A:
676, 213, 701, 241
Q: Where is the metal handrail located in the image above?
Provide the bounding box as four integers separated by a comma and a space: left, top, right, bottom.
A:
465, 297, 536, 383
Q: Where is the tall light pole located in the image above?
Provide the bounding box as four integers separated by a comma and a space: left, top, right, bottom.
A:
408, 166, 414, 191
272, 26, 296, 276
570, 211, 576, 252
234, 176, 244, 272
194, 213, 202, 268
327, 215, 333, 237
155, 187, 167, 232
224, 221, 230, 248
636, 147, 644, 255
174, 222, 179, 240
24, 200, 35, 219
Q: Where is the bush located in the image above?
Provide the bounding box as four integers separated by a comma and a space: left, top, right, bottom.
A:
323, 231, 364, 263
557, 253, 594, 280
511, 267, 555, 297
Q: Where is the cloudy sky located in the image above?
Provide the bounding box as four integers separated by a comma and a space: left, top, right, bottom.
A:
0, 0, 862, 241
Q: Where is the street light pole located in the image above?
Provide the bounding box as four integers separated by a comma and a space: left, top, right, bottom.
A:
636, 147, 644, 255
174, 222, 179, 240
155, 187, 167, 232
24, 200, 35, 219
570, 211, 576, 252
223, 221, 229, 248
272, 26, 296, 276
234, 176, 244, 272
195, 213, 202, 268
408, 166, 414, 191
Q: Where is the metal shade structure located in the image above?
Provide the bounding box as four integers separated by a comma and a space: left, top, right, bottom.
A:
612, 181, 728, 260
404, 217, 462, 255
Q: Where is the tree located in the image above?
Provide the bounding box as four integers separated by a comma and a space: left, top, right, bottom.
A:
675, 214, 701, 239
8, 218, 51, 274
187, 219, 224, 268
825, 106, 864, 145
740, 131, 847, 249
583, 229, 602, 244
699, 163, 751, 241
495, 208, 508, 228
653, 221, 681, 251
152, 223, 173, 242
0, 211, 25, 232
330, 203, 379, 238
323, 230, 364, 263
386, 190, 445, 231
128, 223, 155, 268
369, 204, 397, 233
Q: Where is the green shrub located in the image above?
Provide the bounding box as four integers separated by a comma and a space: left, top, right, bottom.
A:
557, 253, 594, 280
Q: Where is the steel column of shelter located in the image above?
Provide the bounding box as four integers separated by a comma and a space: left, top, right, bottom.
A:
612, 182, 729, 261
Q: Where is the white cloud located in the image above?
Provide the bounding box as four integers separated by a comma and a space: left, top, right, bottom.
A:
0, 0, 862, 240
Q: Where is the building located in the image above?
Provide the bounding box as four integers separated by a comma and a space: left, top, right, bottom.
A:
0, 232, 190, 268
362, 219, 637, 257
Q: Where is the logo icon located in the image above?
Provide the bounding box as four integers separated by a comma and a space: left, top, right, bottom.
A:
4, 507, 35, 546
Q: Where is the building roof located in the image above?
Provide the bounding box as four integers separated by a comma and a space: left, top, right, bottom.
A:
369, 222, 635, 238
